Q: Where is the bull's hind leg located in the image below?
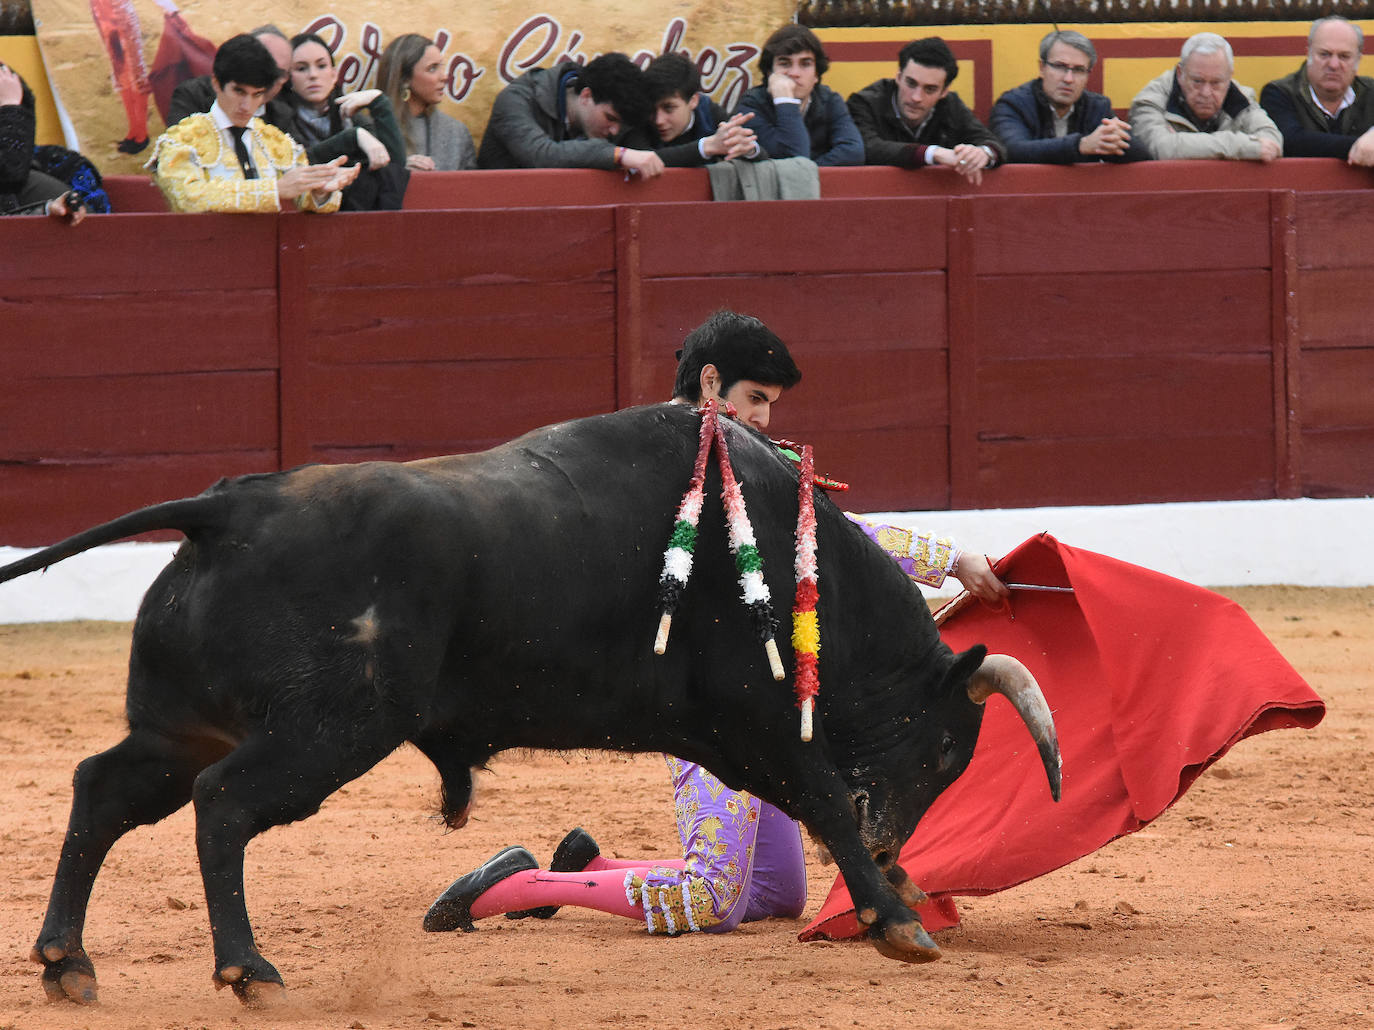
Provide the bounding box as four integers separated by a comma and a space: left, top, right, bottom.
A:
34, 729, 210, 1004
191, 726, 405, 1005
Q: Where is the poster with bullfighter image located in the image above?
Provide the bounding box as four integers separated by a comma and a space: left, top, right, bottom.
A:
28, 0, 794, 174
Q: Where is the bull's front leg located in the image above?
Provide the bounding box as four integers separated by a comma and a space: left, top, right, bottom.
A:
411, 731, 476, 829
808, 838, 928, 909
788, 772, 940, 963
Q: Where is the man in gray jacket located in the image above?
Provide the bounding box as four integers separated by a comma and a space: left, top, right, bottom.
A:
477, 53, 663, 177
1129, 32, 1282, 162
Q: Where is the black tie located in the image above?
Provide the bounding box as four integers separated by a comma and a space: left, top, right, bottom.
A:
229, 126, 258, 180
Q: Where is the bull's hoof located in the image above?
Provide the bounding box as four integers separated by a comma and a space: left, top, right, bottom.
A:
214, 960, 285, 1006
235, 978, 288, 1008
868, 919, 942, 964
31, 943, 98, 1004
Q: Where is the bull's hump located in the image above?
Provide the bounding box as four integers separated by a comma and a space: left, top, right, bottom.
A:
276, 463, 348, 499
276, 459, 453, 497
408, 404, 690, 474
267, 404, 722, 513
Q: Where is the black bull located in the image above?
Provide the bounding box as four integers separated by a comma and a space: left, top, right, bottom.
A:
0, 403, 1060, 1005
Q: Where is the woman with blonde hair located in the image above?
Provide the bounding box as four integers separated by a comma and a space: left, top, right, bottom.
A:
377, 33, 476, 171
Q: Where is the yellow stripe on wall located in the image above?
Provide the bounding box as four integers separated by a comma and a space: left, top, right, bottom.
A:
1, 34, 62, 145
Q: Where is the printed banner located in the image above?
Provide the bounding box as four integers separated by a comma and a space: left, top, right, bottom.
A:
30, 0, 793, 174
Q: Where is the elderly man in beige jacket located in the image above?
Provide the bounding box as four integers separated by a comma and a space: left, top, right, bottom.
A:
1130, 32, 1282, 161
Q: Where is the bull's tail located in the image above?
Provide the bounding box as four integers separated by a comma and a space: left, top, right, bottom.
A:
0, 494, 228, 585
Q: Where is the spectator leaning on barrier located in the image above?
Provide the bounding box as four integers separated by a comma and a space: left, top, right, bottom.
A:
846, 37, 1005, 185
148, 34, 358, 213
1129, 32, 1282, 162
1260, 16, 1374, 167
643, 53, 760, 167
990, 30, 1146, 164
0, 63, 86, 221
476, 53, 662, 177
736, 25, 863, 166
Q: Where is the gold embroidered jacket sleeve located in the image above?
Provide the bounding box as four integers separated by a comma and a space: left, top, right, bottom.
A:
846, 514, 962, 588
147, 114, 341, 214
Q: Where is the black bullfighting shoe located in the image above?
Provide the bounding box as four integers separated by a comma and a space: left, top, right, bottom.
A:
423, 845, 538, 932
505, 827, 602, 921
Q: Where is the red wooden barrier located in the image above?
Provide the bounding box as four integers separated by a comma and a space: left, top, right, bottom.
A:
103, 159, 1374, 213
618, 198, 952, 512
1291, 191, 1374, 497
3, 164, 1372, 545
276, 209, 619, 467
964, 190, 1277, 507
1, 216, 279, 542
104, 175, 170, 212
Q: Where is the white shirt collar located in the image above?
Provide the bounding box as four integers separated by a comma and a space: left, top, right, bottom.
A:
1309, 80, 1355, 117
209, 101, 235, 132
209, 102, 261, 133
891, 88, 930, 134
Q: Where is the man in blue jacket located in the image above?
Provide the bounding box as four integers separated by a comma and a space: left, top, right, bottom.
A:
735, 25, 863, 166
990, 30, 1146, 164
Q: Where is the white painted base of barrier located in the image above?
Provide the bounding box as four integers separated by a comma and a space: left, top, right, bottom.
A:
867, 496, 1374, 596
1, 496, 1370, 624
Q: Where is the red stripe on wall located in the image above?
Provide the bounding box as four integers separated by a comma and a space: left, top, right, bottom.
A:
1092, 36, 1307, 58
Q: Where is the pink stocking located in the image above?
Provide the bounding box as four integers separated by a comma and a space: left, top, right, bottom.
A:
468, 868, 647, 922
586, 856, 685, 872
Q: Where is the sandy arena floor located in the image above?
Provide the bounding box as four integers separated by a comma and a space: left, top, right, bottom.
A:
1, 586, 1371, 1030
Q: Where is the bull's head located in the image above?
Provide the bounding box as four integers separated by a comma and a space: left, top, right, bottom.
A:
840, 648, 1061, 872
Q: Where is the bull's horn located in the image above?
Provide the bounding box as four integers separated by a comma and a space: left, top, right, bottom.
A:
967, 654, 1062, 801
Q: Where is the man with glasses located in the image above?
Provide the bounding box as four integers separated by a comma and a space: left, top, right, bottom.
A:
1260, 16, 1374, 167
990, 30, 1146, 163
1129, 32, 1281, 161
847, 37, 1004, 185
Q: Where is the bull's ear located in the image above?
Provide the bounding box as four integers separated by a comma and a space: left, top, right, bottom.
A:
943, 644, 987, 696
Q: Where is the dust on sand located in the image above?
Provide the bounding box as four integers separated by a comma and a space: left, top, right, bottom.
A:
2, 586, 1371, 1030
